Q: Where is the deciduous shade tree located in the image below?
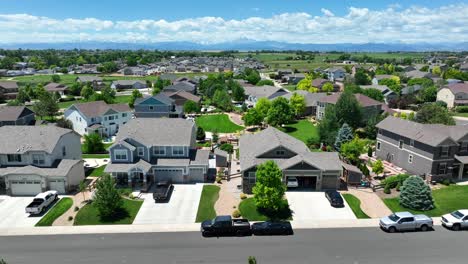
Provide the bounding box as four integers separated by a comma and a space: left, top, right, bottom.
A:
93, 174, 123, 219
32, 93, 59, 119
16, 88, 30, 104
51, 74, 61, 83
55, 118, 73, 129
242, 108, 263, 127
256, 79, 274, 86
321, 82, 334, 94
361, 88, 384, 102
334, 91, 363, 129
219, 143, 234, 154
372, 159, 384, 177
99, 86, 116, 104
415, 103, 455, 126
267, 97, 293, 126
340, 138, 367, 165
183, 100, 200, 114
334, 123, 354, 152
82, 133, 105, 154
229, 80, 246, 102
289, 92, 306, 117
255, 98, 271, 120
252, 160, 286, 212
399, 176, 435, 211
213, 89, 233, 111
354, 70, 371, 85
80, 85, 95, 101
128, 89, 143, 108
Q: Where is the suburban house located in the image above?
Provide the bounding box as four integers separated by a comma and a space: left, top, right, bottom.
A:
44, 82, 69, 97
312, 78, 340, 92
405, 70, 431, 79
163, 82, 196, 94
110, 80, 147, 90
76, 76, 105, 90
361, 85, 397, 103
316, 93, 393, 120
436, 82, 468, 109
162, 90, 201, 106
371, 75, 394, 85
0, 126, 84, 195
239, 127, 342, 193
376, 116, 468, 181
281, 91, 328, 116
325, 67, 346, 81
134, 94, 183, 118
64, 101, 132, 137
104, 118, 211, 187
0, 81, 19, 99
244, 85, 289, 107
0, 106, 35, 127
282, 73, 305, 84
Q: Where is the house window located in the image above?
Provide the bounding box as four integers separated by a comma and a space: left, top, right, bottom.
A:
108, 115, 115, 121
441, 146, 449, 157
62, 146, 66, 156
276, 150, 285, 156
376, 141, 381, 151
399, 140, 404, 149
149, 106, 154, 110
246, 171, 256, 184
122, 113, 127, 117
32, 154, 45, 165
137, 147, 145, 157
408, 154, 413, 164
7, 154, 21, 162
114, 150, 128, 161
172, 146, 184, 156
461, 142, 468, 153
410, 140, 414, 147
91, 118, 95, 122
438, 163, 447, 175
153, 146, 165, 155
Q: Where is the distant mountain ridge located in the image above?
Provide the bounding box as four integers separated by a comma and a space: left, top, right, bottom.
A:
1, 41, 467, 51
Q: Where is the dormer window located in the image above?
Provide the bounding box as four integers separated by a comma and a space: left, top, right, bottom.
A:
441, 146, 449, 157
276, 150, 285, 156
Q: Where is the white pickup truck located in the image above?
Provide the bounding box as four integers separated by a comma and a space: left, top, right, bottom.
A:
380, 212, 433, 233
25, 190, 58, 215
441, 210, 468, 231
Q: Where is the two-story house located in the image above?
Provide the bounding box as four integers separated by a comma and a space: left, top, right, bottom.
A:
44, 82, 69, 97
325, 67, 346, 82
105, 118, 211, 188
240, 127, 342, 193
0, 81, 19, 99
243, 85, 289, 107
64, 101, 132, 137
134, 94, 183, 118
376, 116, 468, 181
437, 82, 468, 109
0, 106, 35, 127
0, 126, 84, 195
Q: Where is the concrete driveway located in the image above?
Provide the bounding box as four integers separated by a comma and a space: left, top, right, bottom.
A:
133, 184, 203, 225
286, 191, 356, 221
0, 196, 45, 228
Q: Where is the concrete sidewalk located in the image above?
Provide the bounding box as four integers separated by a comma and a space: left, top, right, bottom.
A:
0, 218, 443, 237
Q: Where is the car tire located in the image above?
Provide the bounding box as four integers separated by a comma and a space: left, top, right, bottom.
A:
388, 226, 397, 233
420, 225, 429, 232
452, 224, 461, 231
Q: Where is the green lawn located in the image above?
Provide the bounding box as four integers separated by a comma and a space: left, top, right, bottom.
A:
82, 154, 109, 159
239, 198, 292, 221
195, 114, 244, 133
86, 165, 107, 177
383, 185, 468, 217
342, 194, 370, 219
58, 95, 131, 109
74, 198, 143, 225
195, 185, 220, 223
35, 198, 73, 226
283, 84, 297, 91
280, 120, 319, 143
452, 112, 468, 118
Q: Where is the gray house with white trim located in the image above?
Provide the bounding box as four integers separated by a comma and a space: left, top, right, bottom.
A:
134, 94, 183, 118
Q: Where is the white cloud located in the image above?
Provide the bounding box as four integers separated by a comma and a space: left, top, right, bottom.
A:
0, 4, 467, 44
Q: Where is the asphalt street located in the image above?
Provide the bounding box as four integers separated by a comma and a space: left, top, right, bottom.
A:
1, 227, 468, 264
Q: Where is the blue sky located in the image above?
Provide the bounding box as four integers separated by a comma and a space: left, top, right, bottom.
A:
0, 0, 467, 44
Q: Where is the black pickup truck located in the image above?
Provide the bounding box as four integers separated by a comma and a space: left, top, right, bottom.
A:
201, 215, 251, 237
153, 181, 173, 202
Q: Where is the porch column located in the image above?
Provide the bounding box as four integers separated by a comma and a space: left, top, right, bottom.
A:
143, 173, 147, 189
459, 163, 465, 180
127, 173, 132, 187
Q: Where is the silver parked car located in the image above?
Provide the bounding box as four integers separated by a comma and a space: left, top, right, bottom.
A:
380, 212, 433, 233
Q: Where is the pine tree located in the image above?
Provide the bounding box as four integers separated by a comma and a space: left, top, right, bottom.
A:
334, 123, 354, 152
94, 174, 123, 219
399, 176, 435, 211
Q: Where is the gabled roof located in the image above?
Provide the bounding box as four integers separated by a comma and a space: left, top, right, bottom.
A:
111, 80, 146, 86
135, 93, 174, 106
114, 118, 195, 147
281, 91, 328, 107
376, 116, 467, 147
0, 126, 76, 154
243, 85, 289, 99
0, 81, 18, 89
319, 93, 383, 107
44, 82, 68, 92
163, 82, 196, 93
279, 152, 342, 171
68, 101, 131, 119
445, 82, 468, 94
163, 90, 201, 103
0, 159, 82, 177
0, 106, 34, 121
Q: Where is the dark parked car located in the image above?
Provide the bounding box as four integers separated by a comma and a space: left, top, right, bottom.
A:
325, 190, 344, 208
153, 181, 173, 202
201, 215, 251, 237
251, 221, 293, 236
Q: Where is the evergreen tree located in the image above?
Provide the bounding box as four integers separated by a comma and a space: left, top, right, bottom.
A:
335, 91, 363, 129
93, 174, 123, 219
196, 127, 205, 141
334, 123, 354, 152
399, 176, 435, 211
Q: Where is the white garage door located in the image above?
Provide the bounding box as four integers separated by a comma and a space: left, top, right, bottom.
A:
49, 179, 66, 194
154, 169, 184, 183
10, 180, 42, 196
189, 168, 204, 182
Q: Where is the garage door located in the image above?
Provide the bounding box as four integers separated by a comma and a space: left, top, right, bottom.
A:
10, 180, 42, 196
189, 168, 205, 182
49, 179, 66, 194
322, 175, 339, 189
154, 169, 184, 183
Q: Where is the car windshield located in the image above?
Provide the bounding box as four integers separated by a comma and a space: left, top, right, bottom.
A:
388, 214, 400, 222
287, 178, 296, 182
451, 211, 464, 219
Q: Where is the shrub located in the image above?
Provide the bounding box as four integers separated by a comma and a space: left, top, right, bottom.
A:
441, 178, 452, 186
240, 193, 247, 200
248, 256, 257, 264
117, 188, 132, 197
396, 182, 402, 192
384, 184, 391, 194
232, 209, 241, 218
456, 106, 468, 113
216, 176, 222, 183
382, 174, 410, 189
367, 146, 373, 157
399, 176, 435, 211
68, 216, 73, 221
74, 206, 79, 212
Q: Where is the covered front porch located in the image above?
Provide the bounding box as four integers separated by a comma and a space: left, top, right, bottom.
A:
454, 155, 468, 180
104, 160, 153, 190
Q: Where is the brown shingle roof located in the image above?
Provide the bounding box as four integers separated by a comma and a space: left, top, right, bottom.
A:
71, 101, 131, 118
446, 83, 468, 94
319, 93, 383, 107
0, 106, 32, 121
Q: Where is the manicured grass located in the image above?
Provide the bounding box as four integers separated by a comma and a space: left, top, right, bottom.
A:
452, 112, 468, 118
342, 194, 370, 219
86, 165, 107, 177
383, 185, 468, 217
195, 185, 220, 223
280, 120, 319, 143
195, 114, 244, 133
58, 95, 131, 109
74, 198, 143, 225
239, 198, 292, 221
35, 198, 73, 227
82, 154, 109, 159
283, 84, 297, 91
